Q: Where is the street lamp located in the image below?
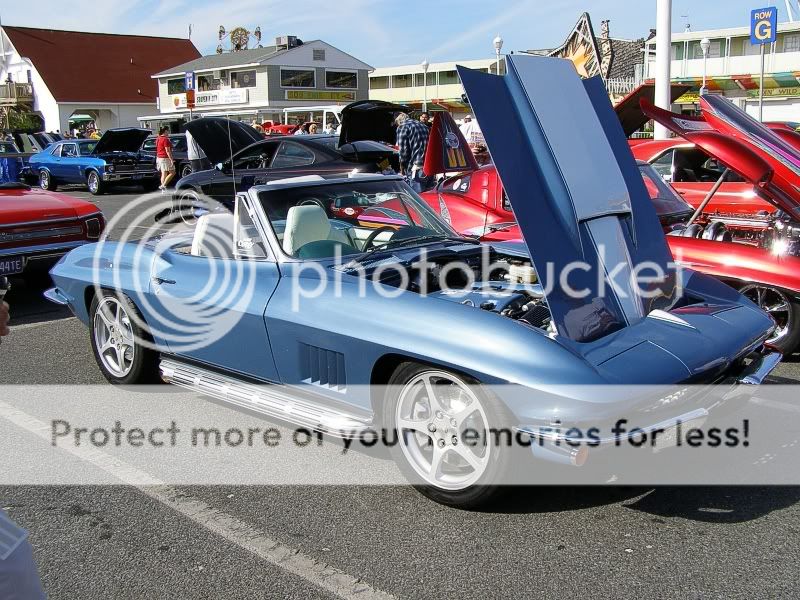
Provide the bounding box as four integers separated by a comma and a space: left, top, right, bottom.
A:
700, 37, 711, 96
421, 59, 429, 113
493, 35, 504, 75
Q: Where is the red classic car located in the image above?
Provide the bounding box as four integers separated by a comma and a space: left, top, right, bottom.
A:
0, 182, 104, 286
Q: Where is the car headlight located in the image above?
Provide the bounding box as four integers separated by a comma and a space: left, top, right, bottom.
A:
105, 165, 115, 173
438, 195, 451, 224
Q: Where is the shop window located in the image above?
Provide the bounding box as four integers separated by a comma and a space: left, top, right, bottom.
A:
281, 68, 315, 88
370, 76, 390, 90
326, 70, 357, 89
392, 74, 413, 88
414, 72, 437, 86
784, 34, 800, 52
438, 70, 460, 85
231, 70, 257, 88
167, 78, 186, 94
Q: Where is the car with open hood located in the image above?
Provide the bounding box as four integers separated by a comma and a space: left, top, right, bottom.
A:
44, 55, 778, 508
173, 117, 399, 213
0, 182, 104, 286
27, 128, 159, 195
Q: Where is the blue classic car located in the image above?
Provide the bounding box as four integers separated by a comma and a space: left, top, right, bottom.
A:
27, 129, 159, 195
44, 55, 779, 508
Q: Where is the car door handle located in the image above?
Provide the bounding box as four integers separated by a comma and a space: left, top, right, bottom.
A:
152, 277, 176, 285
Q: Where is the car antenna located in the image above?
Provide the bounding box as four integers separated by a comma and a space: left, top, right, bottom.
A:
226, 115, 237, 193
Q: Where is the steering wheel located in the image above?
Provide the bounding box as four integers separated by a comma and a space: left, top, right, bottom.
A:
361, 226, 397, 252
299, 198, 327, 210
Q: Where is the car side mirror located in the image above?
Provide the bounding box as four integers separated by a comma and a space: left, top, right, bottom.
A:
215, 162, 230, 174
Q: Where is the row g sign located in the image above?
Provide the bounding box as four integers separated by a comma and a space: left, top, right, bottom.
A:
751, 6, 778, 45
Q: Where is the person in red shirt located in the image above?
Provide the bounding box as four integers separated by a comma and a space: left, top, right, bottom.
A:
155, 126, 176, 190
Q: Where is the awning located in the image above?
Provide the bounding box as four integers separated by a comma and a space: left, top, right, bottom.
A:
670, 71, 800, 101
137, 113, 188, 121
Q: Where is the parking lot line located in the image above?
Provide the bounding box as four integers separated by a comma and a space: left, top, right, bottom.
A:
0, 400, 395, 600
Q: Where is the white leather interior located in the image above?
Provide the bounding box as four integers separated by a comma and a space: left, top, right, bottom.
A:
191, 213, 236, 258
282, 205, 332, 256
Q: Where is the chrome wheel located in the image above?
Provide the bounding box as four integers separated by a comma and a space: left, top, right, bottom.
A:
93, 297, 136, 377
741, 284, 792, 346
395, 371, 490, 491
39, 170, 49, 190
87, 171, 100, 194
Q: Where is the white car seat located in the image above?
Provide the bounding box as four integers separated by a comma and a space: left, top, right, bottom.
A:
191, 213, 236, 258
282, 205, 332, 256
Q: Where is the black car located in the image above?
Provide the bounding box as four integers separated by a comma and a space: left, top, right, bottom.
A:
141, 134, 192, 179
174, 117, 399, 209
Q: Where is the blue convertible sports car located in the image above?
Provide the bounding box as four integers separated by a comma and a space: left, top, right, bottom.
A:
27, 128, 159, 195
45, 55, 780, 507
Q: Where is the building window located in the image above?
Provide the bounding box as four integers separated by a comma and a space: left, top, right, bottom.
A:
167, 78, 186, 94
326, 70, 357, 89
370, 76, 390, 90
196, 74, 219, 91
692, 40, 721, 59
414, 72, 436, 86
392, 74, 413, 88
783, 34, 800, 52
671, 43, 684, 60
313, 49, 326, 61
231, 69, 257, 88
438, 70, 460, 85
281, 68, 315, 88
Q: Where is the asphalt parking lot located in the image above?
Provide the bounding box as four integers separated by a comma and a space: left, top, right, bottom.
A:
3, 187, 800, 599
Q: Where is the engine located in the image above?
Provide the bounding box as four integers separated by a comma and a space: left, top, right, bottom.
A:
669, 211, 800, 257
339, 245, 553, 331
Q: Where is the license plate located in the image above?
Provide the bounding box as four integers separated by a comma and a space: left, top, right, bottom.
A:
0, 256, 26, 276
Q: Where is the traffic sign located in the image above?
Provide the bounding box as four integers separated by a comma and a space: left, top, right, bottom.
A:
750, 7, 778, 45
185, 71, 195, 91
186, 89, 196, 109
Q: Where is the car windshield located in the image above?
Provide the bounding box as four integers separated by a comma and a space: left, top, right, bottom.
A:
257, 178, 459, 260
638, 163, 693, 217
77, 141, 97, 155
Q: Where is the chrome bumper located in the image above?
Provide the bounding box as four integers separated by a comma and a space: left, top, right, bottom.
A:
736, 352, 782, 385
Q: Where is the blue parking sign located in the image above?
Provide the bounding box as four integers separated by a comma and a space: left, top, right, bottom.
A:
185, 71, 194, 91
751, 7, 778, 45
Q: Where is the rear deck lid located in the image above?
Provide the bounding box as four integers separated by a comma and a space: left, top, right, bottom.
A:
458, 55, 678, 343
338, 100, 410, 146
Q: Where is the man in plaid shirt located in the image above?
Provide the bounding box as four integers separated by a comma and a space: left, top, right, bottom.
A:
395, 113, 431, 190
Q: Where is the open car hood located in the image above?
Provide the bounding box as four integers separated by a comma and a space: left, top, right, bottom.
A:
91, 128, 152, 155
184, 118, 263, 166
338, 100, 410, 146
614, 82, 691, 137
640, 96, 800, 220
458, 55, 678, 343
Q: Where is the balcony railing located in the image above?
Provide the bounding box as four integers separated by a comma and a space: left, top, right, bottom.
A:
0, 82, 34, 105
606, 77, 639, 97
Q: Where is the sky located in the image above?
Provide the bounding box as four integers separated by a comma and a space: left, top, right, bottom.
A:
1, 0, 794, 66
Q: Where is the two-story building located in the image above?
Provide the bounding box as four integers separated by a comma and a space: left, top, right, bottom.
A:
368, 58, 505, 120
147, 37, 372, 128
0, 25, 200, 133
644, 22, 800, 120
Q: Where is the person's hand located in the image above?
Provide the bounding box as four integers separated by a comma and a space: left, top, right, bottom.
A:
0, 301, 9, 337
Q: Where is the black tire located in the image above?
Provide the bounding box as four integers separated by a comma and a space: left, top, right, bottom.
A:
87, 170, 104, 195
180, 163, 193, 179
382, 362, 514, 509
740, 284, 800, 355
89, 291, 161, 385
39, 169, 56, 191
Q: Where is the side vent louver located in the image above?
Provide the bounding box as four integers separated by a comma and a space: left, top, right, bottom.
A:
302, 344, 346, 392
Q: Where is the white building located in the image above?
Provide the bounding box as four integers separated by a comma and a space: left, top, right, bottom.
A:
0, 25, 200, 133
149, 37, 372, 127
644, 22, 800, 120
368, 58, 505, 119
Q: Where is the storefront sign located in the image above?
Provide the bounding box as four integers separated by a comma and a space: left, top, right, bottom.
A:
285, 90, 356, 101
746, 87, 800, 98
168, 93, 187, 109
751, 7, 778, 45
195, 88, 249, 106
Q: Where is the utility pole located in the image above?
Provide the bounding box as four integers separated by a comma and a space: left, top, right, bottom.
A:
654, 0, 673, 140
